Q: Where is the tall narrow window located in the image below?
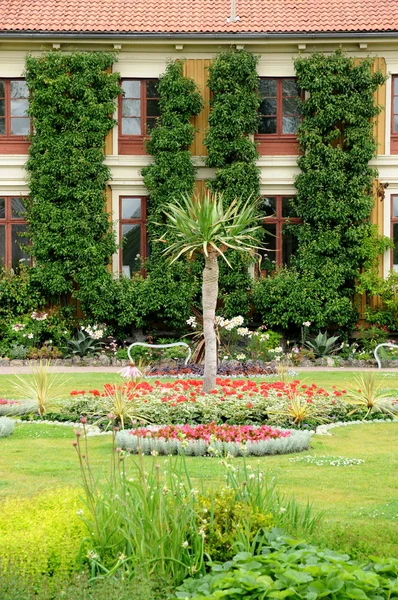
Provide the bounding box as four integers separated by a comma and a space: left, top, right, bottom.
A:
119, 196, 147, 277
119, 79, 160, 154
392, 195, 398, 272
0, 79, 30, 153
0, 197, 30, 270
255, 78, 302, 155
260, 196, 301, 274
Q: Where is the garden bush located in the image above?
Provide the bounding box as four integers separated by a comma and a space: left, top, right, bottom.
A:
0, 416, 15, 437
0, 488, 85, 579
176, 530, 398, 599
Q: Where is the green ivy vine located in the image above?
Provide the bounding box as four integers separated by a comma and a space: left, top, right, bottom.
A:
254, 50, 389, 332
205, 50, 261, 317
25, 51, 120, 320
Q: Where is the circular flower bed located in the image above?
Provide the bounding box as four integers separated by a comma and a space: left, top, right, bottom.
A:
133, 422, 290, 443
116, 423, 313, 457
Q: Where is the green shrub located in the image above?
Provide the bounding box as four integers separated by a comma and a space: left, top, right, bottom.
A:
0, 417, 15, 437
175, 530, 398, 599
0, 488, 85, 579
247, 328, 282, 361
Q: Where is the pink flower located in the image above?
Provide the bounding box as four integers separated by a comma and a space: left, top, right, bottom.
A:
119, 365, 143, 379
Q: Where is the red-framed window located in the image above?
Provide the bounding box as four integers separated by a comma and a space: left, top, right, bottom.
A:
0, 79, 30, 154
392, 195, 398, 272
0, 197, 30, 270
391, 76, 398, 154
118, 79, 160, 155
119, 196, 147, 277
260, 196, 301, 274
255, 78, 302, 156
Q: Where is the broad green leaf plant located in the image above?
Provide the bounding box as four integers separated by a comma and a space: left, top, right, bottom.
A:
160, 190, 263, 392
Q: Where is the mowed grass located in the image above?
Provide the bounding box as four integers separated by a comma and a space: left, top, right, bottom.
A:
1, 421, 398, 558
0, 370, 398, 399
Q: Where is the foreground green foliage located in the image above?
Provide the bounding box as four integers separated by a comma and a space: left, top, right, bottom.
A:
25, 51, 120, 319
176, 531, 398, 599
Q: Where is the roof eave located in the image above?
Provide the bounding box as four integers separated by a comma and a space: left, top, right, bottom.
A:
0, 29, 398, 40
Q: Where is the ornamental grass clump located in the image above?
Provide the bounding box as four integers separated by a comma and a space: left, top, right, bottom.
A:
12, 360, 67, 417
345, 372, 396, 419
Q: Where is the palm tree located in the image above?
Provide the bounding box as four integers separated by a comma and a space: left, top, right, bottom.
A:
160, 190, 264, 392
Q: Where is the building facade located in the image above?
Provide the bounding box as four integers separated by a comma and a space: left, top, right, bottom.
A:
0, 0, 397, 283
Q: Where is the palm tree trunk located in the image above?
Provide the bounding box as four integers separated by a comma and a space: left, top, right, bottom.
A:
202, 248, 219, 393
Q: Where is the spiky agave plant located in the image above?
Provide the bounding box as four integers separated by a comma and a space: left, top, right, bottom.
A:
12, 360, 67, 417
159, 190, 264, 392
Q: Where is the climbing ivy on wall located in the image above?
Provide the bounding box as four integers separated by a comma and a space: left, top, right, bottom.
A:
138, 60, 203, 329
254, 50, 389, 332
25, 51, 120, 320
205, 50, 261, 317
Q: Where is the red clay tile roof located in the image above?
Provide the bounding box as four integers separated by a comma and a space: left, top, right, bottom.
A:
0, 0, 397, 35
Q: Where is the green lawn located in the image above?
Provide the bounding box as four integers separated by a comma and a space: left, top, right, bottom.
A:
1, 370, 398, 399
1, 421, 398, 558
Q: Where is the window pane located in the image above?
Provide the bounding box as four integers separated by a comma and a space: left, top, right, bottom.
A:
146, 80, 159, 97
394, 224, 398, 270
262, 197, 277, 217
11, 197, 26, 219
260, 224, 277, 271
282, 197, 297, 218
146, 99, 160, 117
283, 97, 300, 116
0, 80, 4, 97
258, 117, 276, 134
11, 117, 30, 135
11, 224, 29, 270
122, 99, 141, 117
394, 115, 398, 133
146, 117, 158, 132
122, 197, 141, 220
393, 196, 398, 218
282, 116, 301, 134
0, 225, 5, 266
259, 98, 276, 115
282, 225, 299, 266
259, 79, 276, 96
0, 99, 4, 117
394, 97, 398, 115
11, 98, 29, 117
10, 80, 28, 98
394, 78, 398, 95
122, 117, 141, 135
122, 80, 140, 97
0, 198, 5, 219
122, 224, 141, 277
282, 79, 300, 96
0, 119, 4, 135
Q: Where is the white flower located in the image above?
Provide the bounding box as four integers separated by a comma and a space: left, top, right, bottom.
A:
186, 316, 197, 329
273, 347, 283, 353
12, 323, 25, 332
237, 327, 251, 337
236, 353, 246, 360
27, 333, 34, 339
182, 541, 189, 549
302, 321, 311, 328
